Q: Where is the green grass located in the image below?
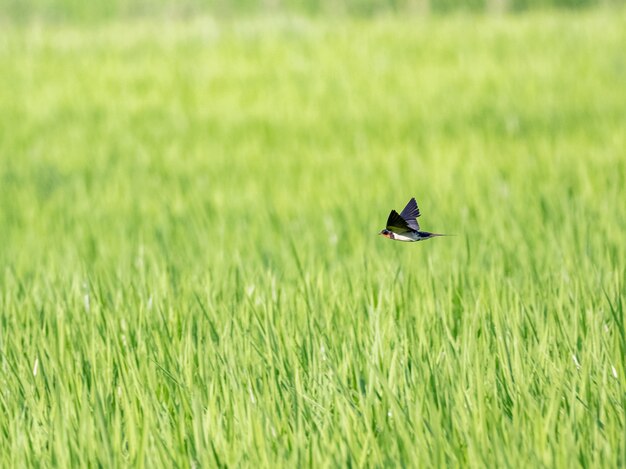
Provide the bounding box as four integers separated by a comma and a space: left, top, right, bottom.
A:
0, 0, 615, 23
1, 9, 625, 467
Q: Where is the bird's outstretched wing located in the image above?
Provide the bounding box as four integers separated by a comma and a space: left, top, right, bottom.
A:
399, 198, 420, 231
386, 210, 411, 233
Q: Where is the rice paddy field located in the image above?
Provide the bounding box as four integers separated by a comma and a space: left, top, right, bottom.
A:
1, 5, 625, 467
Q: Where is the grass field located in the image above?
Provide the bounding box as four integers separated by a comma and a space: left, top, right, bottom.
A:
1, 8, 625, 467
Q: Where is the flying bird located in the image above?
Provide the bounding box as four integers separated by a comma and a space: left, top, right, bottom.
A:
379, 197, 447, 242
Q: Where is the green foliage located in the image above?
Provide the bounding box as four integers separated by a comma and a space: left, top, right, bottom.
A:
0, 0, 621, 22
0, 9, 625, 467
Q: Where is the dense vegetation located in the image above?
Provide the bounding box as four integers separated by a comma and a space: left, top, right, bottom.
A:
0, 6, 625, 467
1, 0, 621, 22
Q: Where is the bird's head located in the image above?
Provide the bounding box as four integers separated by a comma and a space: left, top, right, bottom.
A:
379, 229, 392, 239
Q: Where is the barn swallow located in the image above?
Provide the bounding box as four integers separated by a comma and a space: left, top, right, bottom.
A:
379, 197, 447, 242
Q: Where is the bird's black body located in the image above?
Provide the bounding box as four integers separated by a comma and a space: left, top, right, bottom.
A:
379, 197, 446, 242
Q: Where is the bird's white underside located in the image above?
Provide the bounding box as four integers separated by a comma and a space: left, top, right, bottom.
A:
392, 232, 420, 242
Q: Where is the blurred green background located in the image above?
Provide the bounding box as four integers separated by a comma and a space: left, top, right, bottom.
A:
1, 0, 623, 22
1, 0, 625, 467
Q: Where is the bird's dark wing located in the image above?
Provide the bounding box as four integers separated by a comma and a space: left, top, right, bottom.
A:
386, 210, 411, 233
399, 197, 420, 231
